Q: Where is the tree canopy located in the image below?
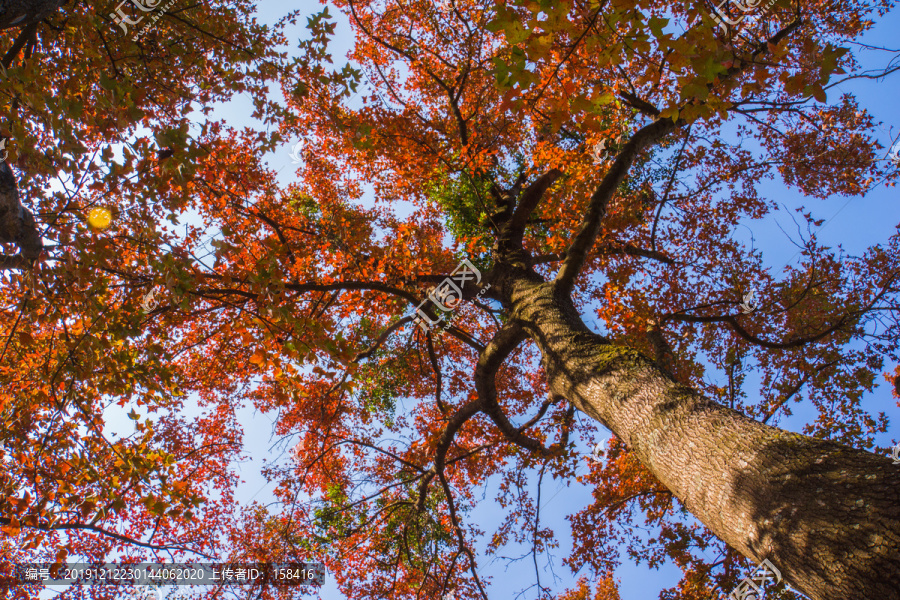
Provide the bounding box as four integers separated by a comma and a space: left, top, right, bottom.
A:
1, 0, 899, 599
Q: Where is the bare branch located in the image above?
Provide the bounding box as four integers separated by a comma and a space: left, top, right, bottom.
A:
352, 316, 413, 363
663, 311, 856, 350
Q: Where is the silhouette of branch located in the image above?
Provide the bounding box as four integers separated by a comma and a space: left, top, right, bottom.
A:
0, 518, 216, 559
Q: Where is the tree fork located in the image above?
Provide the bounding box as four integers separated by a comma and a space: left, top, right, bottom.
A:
502, 270, 900, 600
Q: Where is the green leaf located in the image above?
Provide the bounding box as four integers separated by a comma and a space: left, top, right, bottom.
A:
504, 21, 529, 45
98, 72, 116, 91
648, 16, 669, 39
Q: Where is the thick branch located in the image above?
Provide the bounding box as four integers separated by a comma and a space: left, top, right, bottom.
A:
1, 20, 37, 67
554, 117, 679, 291
425, 333, 448, 414
618, 91, 661, 117
415, 395, 483, 512
499, 169, 563, 257
475, 323, 555, 457
554, 17, 803, 292
507, 276, 900, 600
413, 327, 530, 514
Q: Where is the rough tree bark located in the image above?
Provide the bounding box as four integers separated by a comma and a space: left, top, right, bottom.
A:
496, 267, 900, 600
0, 161, 43, 269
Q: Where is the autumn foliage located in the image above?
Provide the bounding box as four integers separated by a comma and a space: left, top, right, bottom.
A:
1, 0, 899, 599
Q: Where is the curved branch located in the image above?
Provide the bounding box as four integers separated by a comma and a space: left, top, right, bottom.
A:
425, 333, 448, 414
475, 323, 555, 457
554, 18, 804, 293
499, 169, 563, 257
352, 316, 413, 363
530, 242, 675, 266
415, 395, 485, 513
0, 0, 61, 30
554, 117, 679, 291
663, 311, 856, 350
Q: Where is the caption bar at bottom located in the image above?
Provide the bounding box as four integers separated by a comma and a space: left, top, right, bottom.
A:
1, 563, 325, 586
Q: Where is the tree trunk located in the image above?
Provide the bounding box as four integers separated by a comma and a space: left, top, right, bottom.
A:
0, 0, 62, 30
504, 270, 900, 600
0, 162, 43, 269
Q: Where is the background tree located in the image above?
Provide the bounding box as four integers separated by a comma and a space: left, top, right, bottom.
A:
2, 1, 900, 600
0, 0, 288, 573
